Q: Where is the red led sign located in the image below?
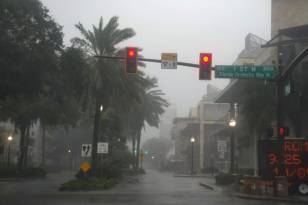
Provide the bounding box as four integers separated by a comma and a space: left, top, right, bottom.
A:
259, 139, 308, 180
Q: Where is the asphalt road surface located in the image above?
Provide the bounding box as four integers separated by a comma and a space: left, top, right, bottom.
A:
0, 169, 294, 205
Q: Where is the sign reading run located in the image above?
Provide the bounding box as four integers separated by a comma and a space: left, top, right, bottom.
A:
215, 65, 277, 80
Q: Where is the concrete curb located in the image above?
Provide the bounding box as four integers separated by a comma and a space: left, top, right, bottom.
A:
233, 193, 308, 203
173, 175, 214, 178
199, 182, 215, 191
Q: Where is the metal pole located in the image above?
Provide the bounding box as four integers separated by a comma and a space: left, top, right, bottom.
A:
7, 143, 11, 167
276, 34, 285, 177
230, 129, 235, 174
191, 142, 194, 175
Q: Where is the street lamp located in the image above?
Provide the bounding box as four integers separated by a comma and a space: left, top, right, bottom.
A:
7, 136, 13, 167
229, 119, 236, 127
229, 119, 236, 173
190, 137, 195, 175
100, 105, 103, 112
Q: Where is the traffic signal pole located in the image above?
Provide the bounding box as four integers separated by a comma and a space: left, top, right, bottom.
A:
95, 55, 201, 69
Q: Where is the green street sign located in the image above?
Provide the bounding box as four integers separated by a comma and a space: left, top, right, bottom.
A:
215, 65, 277, 80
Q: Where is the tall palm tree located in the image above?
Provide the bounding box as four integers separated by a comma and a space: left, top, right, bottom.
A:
73, 16, 136, 173
129, 77, 169, 168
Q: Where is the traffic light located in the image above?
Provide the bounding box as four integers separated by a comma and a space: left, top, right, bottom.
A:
125, 47, 138, 74
199, 53, 212, 80
278, 127, 289, 137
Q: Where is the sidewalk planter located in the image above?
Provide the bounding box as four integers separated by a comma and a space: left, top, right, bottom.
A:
215, 173, 237, 185
243, 176, 274, 196
274, 176, 288, 197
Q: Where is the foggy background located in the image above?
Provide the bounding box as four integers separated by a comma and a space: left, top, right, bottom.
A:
40, 0, 271, 139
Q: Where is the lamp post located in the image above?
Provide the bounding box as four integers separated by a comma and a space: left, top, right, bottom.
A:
7, 136, 13, 167
190, 136, 195, 175
229, 119, 236, 174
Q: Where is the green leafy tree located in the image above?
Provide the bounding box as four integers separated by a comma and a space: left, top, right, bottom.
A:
0, 0, 63, 169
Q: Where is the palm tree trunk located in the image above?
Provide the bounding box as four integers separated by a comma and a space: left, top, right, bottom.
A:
132, 136, 136, 168
91, 97, 101, 175
41, 124, 46, 167
136, 132, 141, 169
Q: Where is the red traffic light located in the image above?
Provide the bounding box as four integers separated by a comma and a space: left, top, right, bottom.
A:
202, 55, 210, 63
125, 47, 138, 74
128, 49, 136, 58
278, 127, 289, 137
199, 53, 212, 80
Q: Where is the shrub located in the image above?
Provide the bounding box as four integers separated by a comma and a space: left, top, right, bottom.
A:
0, 167, 18, 178
19, 168, 47, 178
125, 168, 146, 175
59, 177, 117, 191
215, 173, 237, 185
0, 167, 46, 178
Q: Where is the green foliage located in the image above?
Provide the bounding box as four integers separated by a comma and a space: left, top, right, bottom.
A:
0, 167, 46, 178
215, 173, 237, 185
59, 178, 117, 191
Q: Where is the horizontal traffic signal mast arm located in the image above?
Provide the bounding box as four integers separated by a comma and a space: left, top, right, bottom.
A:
95, 55, 213, 69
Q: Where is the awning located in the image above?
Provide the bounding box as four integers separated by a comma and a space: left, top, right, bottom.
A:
262, 24, 308, 48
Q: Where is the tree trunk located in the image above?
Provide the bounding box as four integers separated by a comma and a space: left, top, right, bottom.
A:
23, 127, 30, 168
41, 124, 46, 167
132, 136, 136, 168
91, 97, 101, 175
18, 125, 26, 170
136, 132, 141, 169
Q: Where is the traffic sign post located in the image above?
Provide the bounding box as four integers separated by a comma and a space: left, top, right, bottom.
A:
161, 53, 177, 69
215, 65, 277, 80
81, 144, 92, 157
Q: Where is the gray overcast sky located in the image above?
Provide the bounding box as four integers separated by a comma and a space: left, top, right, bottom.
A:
41, 0, 271, 117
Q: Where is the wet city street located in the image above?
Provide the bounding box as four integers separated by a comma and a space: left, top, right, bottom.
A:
0, 170, 296, 205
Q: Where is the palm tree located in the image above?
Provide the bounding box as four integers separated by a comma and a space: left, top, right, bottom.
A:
129, 77, 169, 168
73, 16, 136, 173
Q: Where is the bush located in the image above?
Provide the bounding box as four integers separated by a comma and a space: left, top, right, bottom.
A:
19, 168, 46, 178
215, 173, 237, 185
125, 168, 146, 175
0, 167, 18, 178
59, 177, 117, 191
0, 167, 46, 178
236, 168, 255, 176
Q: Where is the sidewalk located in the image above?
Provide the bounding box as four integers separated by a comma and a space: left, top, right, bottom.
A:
196, 176, 308, 203
233, 192, 308, 203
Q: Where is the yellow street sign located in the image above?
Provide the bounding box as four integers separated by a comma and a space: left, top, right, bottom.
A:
161, 53, 177, 69
80, 162, 91, 173
140, 152, 144, 161
161, 53, 177, 61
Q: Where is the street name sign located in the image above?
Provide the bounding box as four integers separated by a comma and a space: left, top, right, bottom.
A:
97, 142, 108, 154
161, 53, 177, 69
215, 65, 277, 80
81, 144, 92, 157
